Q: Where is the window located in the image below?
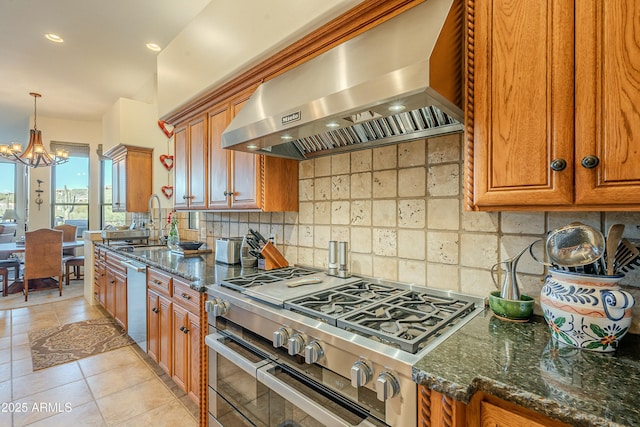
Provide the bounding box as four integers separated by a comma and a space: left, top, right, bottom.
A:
51, 142, 89, 237
101, 158, 125, 228
0, 161, 16, 218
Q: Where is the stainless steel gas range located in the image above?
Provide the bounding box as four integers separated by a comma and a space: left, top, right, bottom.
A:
205, 267, 484, 427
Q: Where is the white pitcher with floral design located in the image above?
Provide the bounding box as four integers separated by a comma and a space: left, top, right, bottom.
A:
540, 269, 635, 352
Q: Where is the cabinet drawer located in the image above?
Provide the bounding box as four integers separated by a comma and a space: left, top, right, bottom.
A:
105, 252, 127, 275
173, 278, 200, 314
147, 268, 172, 296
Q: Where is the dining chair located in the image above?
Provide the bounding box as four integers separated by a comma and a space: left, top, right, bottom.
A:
54, 224, 81, 283
0, 232, 21, 297
23, 228, 63, 301
0, 223, 17, 236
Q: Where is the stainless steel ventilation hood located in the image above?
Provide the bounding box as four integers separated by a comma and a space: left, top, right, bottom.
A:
222, 0, 464, 160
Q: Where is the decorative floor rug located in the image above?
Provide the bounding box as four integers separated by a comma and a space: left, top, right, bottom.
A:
29, 318, 134, 371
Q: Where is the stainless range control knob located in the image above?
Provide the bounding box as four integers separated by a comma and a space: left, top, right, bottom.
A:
288, 333, 306, 356
375, 371, 400, 401
273, 327, 291, 348
205, 298, 229, 317
350, 360, 373, 388
304, 341, 323, 364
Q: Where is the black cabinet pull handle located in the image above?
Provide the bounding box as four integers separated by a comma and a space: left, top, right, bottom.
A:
181, 293, 191, 300
152, 307, 159, 313
581, 155, 599, 169
550, 158, 567, 171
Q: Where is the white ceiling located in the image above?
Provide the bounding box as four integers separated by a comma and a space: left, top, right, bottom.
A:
0, 0, 211, 143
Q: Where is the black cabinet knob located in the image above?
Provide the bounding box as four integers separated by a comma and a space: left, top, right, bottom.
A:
581, 155, 600, 169
550, 158, 567, 171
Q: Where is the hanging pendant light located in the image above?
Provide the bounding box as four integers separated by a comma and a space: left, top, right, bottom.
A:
0, 92, 68, 167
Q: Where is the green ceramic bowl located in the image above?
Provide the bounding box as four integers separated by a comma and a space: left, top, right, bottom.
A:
488, 291, 534, 322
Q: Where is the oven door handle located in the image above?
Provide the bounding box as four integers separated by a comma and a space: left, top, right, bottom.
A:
256, 365, 378, 427
205, 333, 266, 377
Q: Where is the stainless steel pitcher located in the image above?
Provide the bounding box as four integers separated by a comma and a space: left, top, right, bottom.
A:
491, 244, 530, 300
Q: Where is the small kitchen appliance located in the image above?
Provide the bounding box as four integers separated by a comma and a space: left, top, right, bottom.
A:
215, 237, 242, 264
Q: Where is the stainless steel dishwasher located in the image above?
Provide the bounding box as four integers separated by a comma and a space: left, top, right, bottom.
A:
121, 259, 147, 352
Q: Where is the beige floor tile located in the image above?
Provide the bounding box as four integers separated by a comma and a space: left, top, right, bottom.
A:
0, 361, 10, 383
114, 399, 197, 427
12, 357, 33, 378
12, 332, 29, 346
11, 310, 59, 326
22, 399, 106, 427
13, 361, 82, 399
96, 378, 175, 425
0, 335, 11, 349
78, 346, 140, 378
12, 304, 55, 317
12, 318, 60, 336
57, 308, 106, 325
86, 359, 155, 399
12, 343, 32, 361
0, 378, 11, 403
0, 347, 10, 362
12, 379, 94, 426
0, 411, 11, 427
0, 324, 11, 338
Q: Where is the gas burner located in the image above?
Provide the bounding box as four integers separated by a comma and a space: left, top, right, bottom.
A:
380, 321, 405, 334
416, 304, 434, 313
320, 304, 344, 314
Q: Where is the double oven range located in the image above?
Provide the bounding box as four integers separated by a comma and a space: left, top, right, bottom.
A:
206, 267, 484, 427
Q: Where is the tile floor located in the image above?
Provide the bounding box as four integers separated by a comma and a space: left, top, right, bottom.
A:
0, 293, 199, 426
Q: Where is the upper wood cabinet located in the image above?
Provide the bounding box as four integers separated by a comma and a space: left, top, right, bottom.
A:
104, 144, 153, 213
173, 114, 208, 210
209, 91, 298, 211
465, 0, 640, 211
174, 89, 298, 212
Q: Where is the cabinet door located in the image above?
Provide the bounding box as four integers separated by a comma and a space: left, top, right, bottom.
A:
188, 114, 208, 209
105, 269, 116, 317
158, 294, 173, 376
469, 0, 574, 209
228, 98, 261, 209
208, 105, 232, 209
111, 160, 125, 212
187, 312, 200, 405
574, 0, 640, 205
147, 290, 160, 363
174, 124, 189, 209
114, 271, 127, 330
172, 304, 189, 392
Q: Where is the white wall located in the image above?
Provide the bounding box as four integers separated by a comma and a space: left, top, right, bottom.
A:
157, 0, 362, 118
26, 116, 102, 231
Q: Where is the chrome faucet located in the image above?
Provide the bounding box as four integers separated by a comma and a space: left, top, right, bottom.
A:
147, 194, 165, 244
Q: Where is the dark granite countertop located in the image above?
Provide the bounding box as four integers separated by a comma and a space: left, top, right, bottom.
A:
96, 243, 258, 291
412, 310, 640, 427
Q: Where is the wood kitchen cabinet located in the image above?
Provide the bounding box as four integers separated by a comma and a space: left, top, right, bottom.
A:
103, 251, 127, 329
418, 387, 571, 427
174, 114, 208, 210
147, 289, 173, 376
207, 90, 299, 211
93, 247, 106, 305
104, 144, 153, 213
465, 0, 640, 211
171, 277, 202, 405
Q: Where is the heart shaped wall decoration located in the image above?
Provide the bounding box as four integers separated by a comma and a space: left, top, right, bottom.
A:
160, 154, 174, 171
157, 120, 174, 138
161, 185, 174, 199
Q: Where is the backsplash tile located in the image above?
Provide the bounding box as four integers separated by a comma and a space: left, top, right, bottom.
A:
196, 133, 640, 334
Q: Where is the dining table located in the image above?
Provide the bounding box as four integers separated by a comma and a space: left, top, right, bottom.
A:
0, 240, 85, 296
0, 240, 84, 255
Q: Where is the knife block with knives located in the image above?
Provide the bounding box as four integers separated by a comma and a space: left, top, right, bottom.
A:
247, 228, 289, 270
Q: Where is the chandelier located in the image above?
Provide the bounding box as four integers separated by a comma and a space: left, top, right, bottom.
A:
0, 92, 68, 167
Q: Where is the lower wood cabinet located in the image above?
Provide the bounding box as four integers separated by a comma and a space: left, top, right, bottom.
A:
113, 270, 127, 330
147, 289, 173, 376
418, 386, 571, 427
145, 267, 202, 407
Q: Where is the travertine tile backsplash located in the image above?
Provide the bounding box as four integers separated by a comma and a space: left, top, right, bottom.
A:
180, 133, 640, 333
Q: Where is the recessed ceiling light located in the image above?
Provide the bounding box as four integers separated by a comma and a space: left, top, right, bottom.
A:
146, 43, 161, 52
247, 144, 259, 150
325, 122, 340, 128
45, 33, 64, 43
281, 135, 293, 141
388, 104, 406, 112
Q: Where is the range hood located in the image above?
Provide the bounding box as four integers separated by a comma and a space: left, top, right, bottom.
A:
222, 0, 464, 160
